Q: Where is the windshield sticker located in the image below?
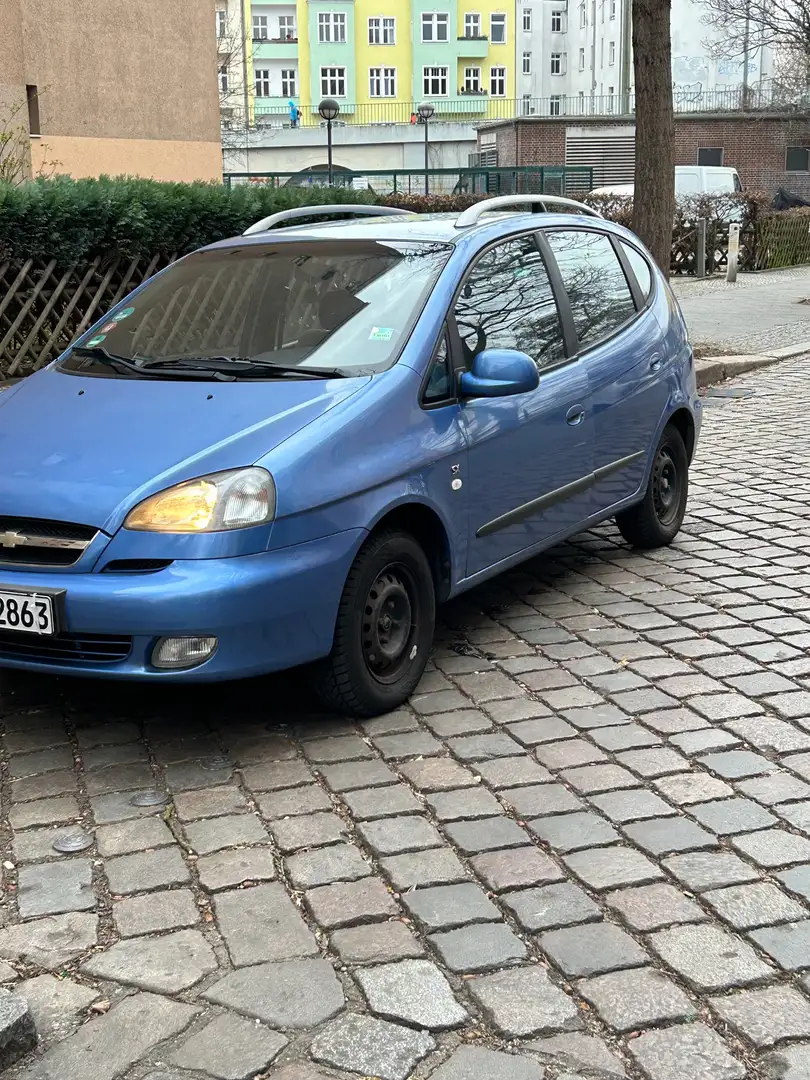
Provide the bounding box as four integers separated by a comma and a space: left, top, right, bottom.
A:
87, 335, 106, 347
369, 326, 395, 342
112, 307, 135, 321
100, 322, 118, 333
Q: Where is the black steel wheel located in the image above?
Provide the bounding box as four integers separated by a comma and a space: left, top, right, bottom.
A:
616, 423, 689, 548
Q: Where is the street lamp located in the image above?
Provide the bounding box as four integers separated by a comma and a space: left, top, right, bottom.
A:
417, 101, 435, 195
318, 98, 340, 186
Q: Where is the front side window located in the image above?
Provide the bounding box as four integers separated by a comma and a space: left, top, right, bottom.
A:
423, 335, 454, 403
321, 66, 346, 96
454, 236, 565, 370
255, 68, 271, 97
424, 66, 449, 96
490, 13, 507, 42
422, 13, 449, 41
252, 14, 268, 39
318, 12, 346, 42
63, 241, 452, 379
546, 230, 636, 350
464, 67, 482, 93
491, 66, 506, 95
464, 12, 481, 36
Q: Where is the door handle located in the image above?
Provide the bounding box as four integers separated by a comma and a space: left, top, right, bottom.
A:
566, 405, 585, 426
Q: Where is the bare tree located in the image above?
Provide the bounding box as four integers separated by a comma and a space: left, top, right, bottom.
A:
215, 3, 251, 151
0, 96, 59, 185
632, 0, 675, 276
703, 0, 810, 63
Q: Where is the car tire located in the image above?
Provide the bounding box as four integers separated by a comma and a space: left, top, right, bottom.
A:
313, 529, 436, 717
616, 423, 689, 549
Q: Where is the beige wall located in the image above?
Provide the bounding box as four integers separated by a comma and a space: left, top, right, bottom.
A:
31, 135, 222, 183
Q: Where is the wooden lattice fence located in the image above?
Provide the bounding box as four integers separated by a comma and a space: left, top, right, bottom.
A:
0, 254, 175, 379
754, 213, 810, 270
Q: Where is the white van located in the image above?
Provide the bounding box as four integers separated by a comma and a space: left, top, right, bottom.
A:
590, 165, 742, 198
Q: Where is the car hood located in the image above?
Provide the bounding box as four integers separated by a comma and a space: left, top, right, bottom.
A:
0, 367, 368, 530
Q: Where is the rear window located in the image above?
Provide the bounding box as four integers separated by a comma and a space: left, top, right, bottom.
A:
63, 240, 451, 377
620, 241, 652, 300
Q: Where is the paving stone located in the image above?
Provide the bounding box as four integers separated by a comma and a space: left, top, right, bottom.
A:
653, 772, 735, 805
689, 797, 777, 835
0, 963, 16, 983
428, 922, 527, 973
17, 860, 94, 918
270, 812, 348, 853
356, 959, 467, 1030
623, 816, 717, 856
749, 919, 810, 970
309, 1013, 435, 1080
615, 748, 690, 778
306, 878, 398, 929
82, 928, 217, 993
699, 750, 773, 779
0, 912, 97, 970
663, 851, 760, 892
764, 690, 810, 718
319, 759, 398, 792
403, 883, 500, 930
591, 725, 661, 752
171, 785, 248, 820
400, 758, 478, 791
650, 923, 773, 989
169, 1012, 287, 1079
9, 796, 81, 831
486, 698, 556, 724
539, 922, 648, 977
563, 847, 663, 890
357, 815, 443, 855
94, 817, 174, 857
578, 967, 695, 1032
214, 882, 318, 965
341, 785, 422, 819
89, 791, 162, 825
428, 1045, 545, 1080
710, 985, 810, 1048
372, 730, 442, 760
286, 843, 370, 889
84, 762, 156, 796
380, 848, 468, 890
776, 864, 810, 901
528, 812, 620, 853
330, 921, 426, 964
534, 740, 608, 769
196, 847, 277, 891
113, 889, 199, 937
470, 847, 564, 892
202, 958, 344, 1027
10, 770, 77, 803
504, 784, 584, 817
9, 746, 74, 777
760, 1043, 810, 1080
6, 991, 199, 1080
467, 966, 583, 1037
105, 847, 190, 895
737, 773, 810, 806
0, 987, 36, 1069
670, 728, 740, 754
241, 760, 313, 791
726, 714, 810, 752
422, 709, 493, 737
731, 828, 810, 868
305, 734, 374, 763
443, 815, 528, 854
507, 718, 580, 745
588, 788, 676, 823
560, 764, 639, 794
16, 973, 99, 1041
776, 801, 810, 832
606, 883, 708, 931
448, 732, 521, 762
628, 1023, 745, 1080
526, 1033, 626, 1077
425, 787, 502, 821
257, 785, 332, 819
475, 757, 554, 788
502, 883, 601, 931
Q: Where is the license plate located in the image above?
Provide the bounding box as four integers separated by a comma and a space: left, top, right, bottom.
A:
0, 591, 55, 635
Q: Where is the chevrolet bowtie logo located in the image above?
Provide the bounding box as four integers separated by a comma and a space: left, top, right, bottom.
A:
0, 531, 27, 549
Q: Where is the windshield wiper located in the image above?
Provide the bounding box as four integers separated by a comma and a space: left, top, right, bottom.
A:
139, 356, 351, 379
70, 346, 232, 381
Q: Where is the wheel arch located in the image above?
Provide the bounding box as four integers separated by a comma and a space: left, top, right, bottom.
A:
367, 501, 453, 603
667, 406, 696, 463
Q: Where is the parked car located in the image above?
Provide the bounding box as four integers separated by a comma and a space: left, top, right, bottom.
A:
0, 195, 700, 715
591, 165, 742, 199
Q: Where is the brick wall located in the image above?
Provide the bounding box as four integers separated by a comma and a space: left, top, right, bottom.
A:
481, 113, 810, 196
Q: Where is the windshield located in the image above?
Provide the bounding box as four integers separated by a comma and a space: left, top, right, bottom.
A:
60, 239, 451, 378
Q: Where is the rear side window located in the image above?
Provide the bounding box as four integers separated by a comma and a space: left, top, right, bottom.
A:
620, 241, 652, 301
545, 230, 636, 351
454, 235, 565, 370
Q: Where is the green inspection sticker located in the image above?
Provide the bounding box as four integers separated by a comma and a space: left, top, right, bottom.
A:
369, 326, 395, 342
112, 307, 135, 321
86, 335, 106, 346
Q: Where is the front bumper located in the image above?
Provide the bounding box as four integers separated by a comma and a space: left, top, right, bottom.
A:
0, 529, 365, 681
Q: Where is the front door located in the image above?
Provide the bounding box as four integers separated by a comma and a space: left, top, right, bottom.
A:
453, 233, 594, 579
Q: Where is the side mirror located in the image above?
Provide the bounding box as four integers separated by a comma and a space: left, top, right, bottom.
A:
459, 348, 539, 399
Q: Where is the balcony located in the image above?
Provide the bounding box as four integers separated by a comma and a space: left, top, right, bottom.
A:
434, 95, 490, 115
456, 34, 489, 58
252, 37, 299, 60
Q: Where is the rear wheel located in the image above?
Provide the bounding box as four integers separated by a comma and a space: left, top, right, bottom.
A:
313, 529, 435, 716
616, 423, 689, 549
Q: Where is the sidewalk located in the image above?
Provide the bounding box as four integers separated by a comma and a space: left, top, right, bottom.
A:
672, 266, 810, 354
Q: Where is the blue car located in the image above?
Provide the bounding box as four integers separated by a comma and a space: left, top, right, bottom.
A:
0, 195, 700, 715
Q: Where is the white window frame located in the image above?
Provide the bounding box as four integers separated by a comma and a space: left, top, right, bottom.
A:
369, 15, 396, 44
522, 7, 532, 31
490, 12, 507, 43
609, 40, 616, 64
255, 67, 271, 97
252, 14, 269, 40
549, 94, 563, 116
464, 12, 482, 37
369, 66, 397, 97
610, 0, 616, 16
318, 12, 346, 43
421, 12, 449, 41
463, 66, 482, 92
550, 52, 566, 75
522, 51, 531, 74
423, 65, 449, 96
320, 65, 347, 97
522, 93, 534, 115
580, 2, 586, 26
219, 64, 229, 93
490, 65, 507, 96
278, 15, 296, 39
381, 16, 395, 43
368, 16, 380, 43
578, 47, 585, 70
281, 68, 297, 96
215, 10, 227, 37
550, 9, 565, 32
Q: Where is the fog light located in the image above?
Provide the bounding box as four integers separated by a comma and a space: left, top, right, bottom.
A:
152, 636, 218, 670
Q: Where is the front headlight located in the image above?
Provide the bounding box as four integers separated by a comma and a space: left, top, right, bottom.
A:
124, 468, 276, 533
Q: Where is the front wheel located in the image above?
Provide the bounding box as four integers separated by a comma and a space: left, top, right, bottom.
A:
616, 424, 689, 549
313, 529, 436, 716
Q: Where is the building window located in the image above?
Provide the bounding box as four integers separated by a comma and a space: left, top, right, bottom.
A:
369, 16, 396, 44
522, 94, 534, 115
580, 2, 586, 25
550, 94, 563, 116
26, 84, 40, 136
522, 51, 532, 74
464, 66, 482, 93
252, 14, 268, 40
369, 66, 397, 96
278, 15, 296, 39
490, 66, 507, 95
578, 47, 585, 70
423, 65, 449, 96
551, 9, 565, 31
421, 13, 449, 41
215, 9, 227, 37
607, 84, 614, 111
523, 7, 532, 30
282, 68, 297, 96
318, 12, 346, 43
464, 12, 482, 37
490, 13, 507, 42
698, 147, 725, 166
610, 0, 617, 16
219, 65, 229, 94
255, 68, 271, 97
551, 52, 566, 75
609, 40, 616, 64
786, 147, 809, 171
321, 66, 347, 96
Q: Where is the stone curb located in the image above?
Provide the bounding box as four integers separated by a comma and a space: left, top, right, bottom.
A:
695, 339, 810, 388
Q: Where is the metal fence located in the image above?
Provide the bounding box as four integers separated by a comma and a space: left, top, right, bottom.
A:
222, 165, 593, 196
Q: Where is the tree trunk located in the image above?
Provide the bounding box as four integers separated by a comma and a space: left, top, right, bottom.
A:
632, 0, 675, 277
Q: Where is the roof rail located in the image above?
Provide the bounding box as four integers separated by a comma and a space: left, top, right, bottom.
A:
243, 204, 413, 236
454, 194, 602, 229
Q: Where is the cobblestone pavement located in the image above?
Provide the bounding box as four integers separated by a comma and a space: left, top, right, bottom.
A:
5, 361, 810, 1080
672, 267, 810, 354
